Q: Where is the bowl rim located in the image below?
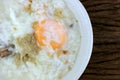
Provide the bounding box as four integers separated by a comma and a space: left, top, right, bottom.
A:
62, 0, 93, 80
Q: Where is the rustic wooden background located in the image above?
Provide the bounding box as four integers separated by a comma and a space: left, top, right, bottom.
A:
79, 0, 120, 80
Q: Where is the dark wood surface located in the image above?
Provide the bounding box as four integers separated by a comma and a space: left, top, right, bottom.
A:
79, 0, 120, 80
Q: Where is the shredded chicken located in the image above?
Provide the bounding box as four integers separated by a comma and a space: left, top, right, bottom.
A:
0, 50, 10, 58
0, 45, 14, 58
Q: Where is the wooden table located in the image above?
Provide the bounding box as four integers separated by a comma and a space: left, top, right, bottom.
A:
79, 0, 120, 80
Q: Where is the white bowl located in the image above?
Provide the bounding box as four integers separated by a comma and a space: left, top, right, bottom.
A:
62, 0, 93, 80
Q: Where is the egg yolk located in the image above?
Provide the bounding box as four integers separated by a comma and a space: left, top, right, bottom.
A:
33, 19, 67, 49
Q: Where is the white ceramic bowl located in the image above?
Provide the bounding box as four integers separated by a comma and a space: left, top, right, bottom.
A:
62, 0, 93, 80
0, 1, 93, 80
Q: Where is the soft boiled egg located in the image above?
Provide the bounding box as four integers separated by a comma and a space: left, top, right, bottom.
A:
33, 19, 67, 50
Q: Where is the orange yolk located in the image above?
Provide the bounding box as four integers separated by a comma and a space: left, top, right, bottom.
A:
33, 19, 67, 49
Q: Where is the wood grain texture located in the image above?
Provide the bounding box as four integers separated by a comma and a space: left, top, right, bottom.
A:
79, 0, 120, 80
